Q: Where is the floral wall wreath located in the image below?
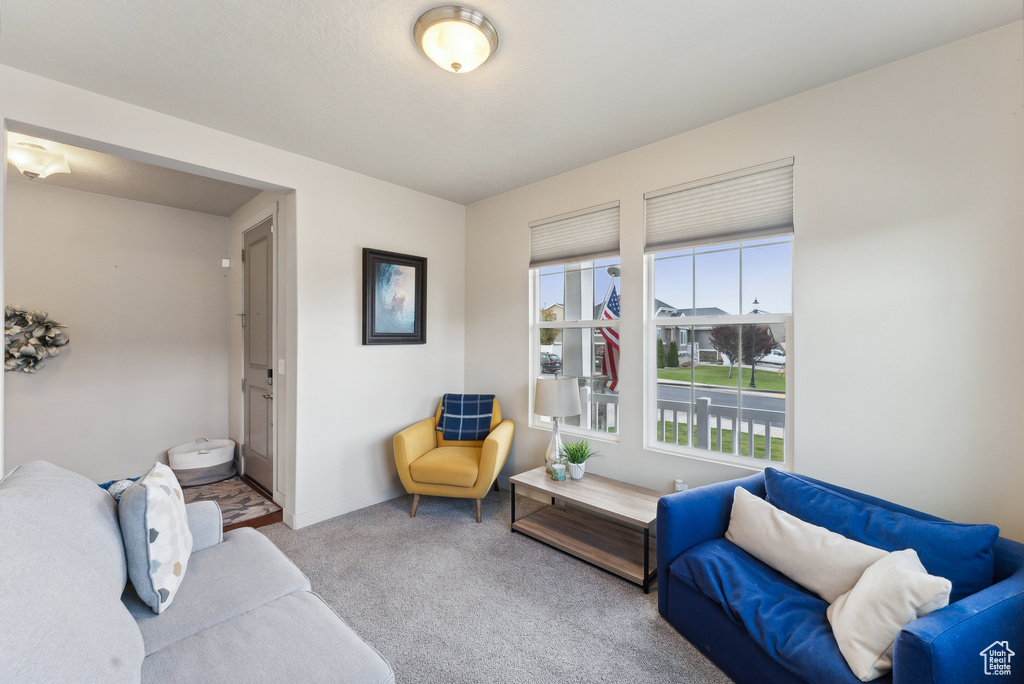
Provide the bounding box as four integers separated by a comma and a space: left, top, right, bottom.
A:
4, 306, 70, 373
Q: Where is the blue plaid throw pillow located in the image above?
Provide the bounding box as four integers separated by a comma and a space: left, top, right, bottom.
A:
437, 393, 495, 441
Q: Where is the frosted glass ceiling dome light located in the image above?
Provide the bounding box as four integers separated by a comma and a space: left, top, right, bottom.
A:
7, 142, 71, 180
414, 5, 498, 74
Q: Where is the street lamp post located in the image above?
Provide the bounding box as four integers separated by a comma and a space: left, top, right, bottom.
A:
748, 299, 760, 388
747, 329, 757, 388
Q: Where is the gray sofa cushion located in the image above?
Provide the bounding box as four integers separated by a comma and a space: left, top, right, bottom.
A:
185, 500, 223, 552
124, 527, 310, 655
0, 514, 144, 684
0, 460, 127, 596
141, 591, 395, 684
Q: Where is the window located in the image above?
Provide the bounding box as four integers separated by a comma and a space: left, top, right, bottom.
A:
645, 160, 793, 467
530, 203, 620, 438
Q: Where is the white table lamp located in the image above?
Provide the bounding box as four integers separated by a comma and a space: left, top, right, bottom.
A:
534, 376, 582, 472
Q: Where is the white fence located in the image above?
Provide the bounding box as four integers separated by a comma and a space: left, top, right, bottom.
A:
656, 397, 784, 459
578, 391, 785, 461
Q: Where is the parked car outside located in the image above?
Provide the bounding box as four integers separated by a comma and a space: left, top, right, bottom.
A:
540, 352, 562, 374
760, 348, 786, 366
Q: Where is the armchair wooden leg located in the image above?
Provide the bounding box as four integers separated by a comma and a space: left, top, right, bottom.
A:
411, 493, 420, 518
493, 481, 499, 492
475, 499, 482, 523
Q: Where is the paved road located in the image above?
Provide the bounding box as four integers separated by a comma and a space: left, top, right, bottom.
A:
658, 382, 784, 413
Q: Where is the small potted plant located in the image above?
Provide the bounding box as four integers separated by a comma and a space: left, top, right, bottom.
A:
560, 440, 599, 480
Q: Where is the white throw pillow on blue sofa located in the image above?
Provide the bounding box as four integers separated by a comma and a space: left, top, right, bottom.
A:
763, 467, 998, 602
726, 486, 886, 603
828, 549, 951, 681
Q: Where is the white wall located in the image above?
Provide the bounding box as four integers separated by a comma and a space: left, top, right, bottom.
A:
4, 180, 230, 480
0, 66, 467, 528
466, 24, 1024, 540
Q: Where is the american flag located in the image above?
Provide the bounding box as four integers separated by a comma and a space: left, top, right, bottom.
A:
599, 285, 620, 392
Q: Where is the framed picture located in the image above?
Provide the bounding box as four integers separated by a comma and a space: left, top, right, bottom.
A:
362, 248, 427, 345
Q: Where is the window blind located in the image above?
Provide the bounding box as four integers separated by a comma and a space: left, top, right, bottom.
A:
644, 159, 793, 253
530, 201, 620, 268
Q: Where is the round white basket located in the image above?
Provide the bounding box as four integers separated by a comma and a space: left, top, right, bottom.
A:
167, 438, 236, 486
168, 438, 234, 469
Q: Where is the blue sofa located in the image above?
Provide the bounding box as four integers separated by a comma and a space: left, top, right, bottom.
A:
657, 469, 1024, 684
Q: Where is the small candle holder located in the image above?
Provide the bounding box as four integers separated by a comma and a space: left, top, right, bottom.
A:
550, 463, 566, 481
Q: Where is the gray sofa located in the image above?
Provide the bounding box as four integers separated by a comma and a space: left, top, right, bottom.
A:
0, 460, 394, 684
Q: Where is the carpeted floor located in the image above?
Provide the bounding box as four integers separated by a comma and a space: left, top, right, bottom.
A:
260, 490, 732, 684
183, 476, 281, 527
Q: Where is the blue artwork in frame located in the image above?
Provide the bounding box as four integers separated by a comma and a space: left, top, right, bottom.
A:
362, 248, 427, 344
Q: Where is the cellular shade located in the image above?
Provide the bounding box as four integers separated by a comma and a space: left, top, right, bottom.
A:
645, 159, 793, 253
530, 202, 620, 268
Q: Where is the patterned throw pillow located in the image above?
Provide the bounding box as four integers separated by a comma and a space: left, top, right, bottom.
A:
118, 463, 193, 614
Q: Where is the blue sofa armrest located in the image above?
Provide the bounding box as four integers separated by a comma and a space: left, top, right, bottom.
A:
893, 538, 1024, 684
186, 500, 223, 552
657, 472, 764, 616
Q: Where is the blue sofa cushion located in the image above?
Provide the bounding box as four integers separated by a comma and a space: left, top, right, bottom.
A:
671, 538, 863, 684
764, 468, 999, 603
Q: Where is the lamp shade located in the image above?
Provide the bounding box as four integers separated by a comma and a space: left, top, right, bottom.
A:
534, 376, 581, 418
414, 5, 498, 74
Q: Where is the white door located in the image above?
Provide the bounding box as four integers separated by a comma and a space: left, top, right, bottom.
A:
243, 217, 274, 493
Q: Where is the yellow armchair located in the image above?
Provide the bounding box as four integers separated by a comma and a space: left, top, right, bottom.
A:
394, 398, 514, 522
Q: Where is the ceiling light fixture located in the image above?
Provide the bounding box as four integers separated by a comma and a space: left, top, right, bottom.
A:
414, 5, 498, 74
7, 142, 71, 180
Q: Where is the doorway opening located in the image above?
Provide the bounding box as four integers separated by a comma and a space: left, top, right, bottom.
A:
2, 126, 293, 521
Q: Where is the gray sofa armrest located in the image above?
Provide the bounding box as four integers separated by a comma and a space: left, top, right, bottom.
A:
186, 501, 223, 552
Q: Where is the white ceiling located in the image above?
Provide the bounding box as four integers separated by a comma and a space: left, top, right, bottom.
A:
1, 0, 1021, 205
6, 133, 263, 216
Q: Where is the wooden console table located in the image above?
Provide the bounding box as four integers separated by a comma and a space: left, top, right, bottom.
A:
509, 466, 661, 592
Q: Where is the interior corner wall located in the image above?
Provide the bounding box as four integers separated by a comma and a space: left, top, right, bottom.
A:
0, 65, 467, 528
3, 180, 230, 481
465, 23, 1024, 540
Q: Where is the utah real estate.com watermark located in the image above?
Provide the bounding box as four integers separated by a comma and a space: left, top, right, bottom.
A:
980, 641, 1014, 676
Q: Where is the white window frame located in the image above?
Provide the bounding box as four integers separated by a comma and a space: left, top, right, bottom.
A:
530, 261, 620, 444
644, 241, 793, 470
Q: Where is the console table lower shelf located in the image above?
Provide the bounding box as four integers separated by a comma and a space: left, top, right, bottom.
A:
509, 467, 659, 592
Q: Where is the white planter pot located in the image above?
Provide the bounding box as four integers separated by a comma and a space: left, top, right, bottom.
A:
567, 462, 586, 479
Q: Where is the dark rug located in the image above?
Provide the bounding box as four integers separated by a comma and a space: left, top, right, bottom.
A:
183, 476, 281, 527
260, 491, 732, 684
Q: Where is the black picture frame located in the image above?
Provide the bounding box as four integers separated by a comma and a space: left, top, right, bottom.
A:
362, 248, 427, 345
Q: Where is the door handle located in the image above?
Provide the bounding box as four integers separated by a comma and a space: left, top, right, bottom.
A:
263, 393, 273, 400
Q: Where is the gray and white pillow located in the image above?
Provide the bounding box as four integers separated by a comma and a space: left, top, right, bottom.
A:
119, 463, 193, 614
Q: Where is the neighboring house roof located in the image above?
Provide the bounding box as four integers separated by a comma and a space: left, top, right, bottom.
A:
654, 299, 730, 318
653, 299, 788, 344
542, 303, 564, 320
684, 307, 729, 317
653, 298, 676, 313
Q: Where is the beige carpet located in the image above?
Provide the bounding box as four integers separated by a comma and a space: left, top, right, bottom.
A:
183, 476, 280, 527
260, 491, 732, 684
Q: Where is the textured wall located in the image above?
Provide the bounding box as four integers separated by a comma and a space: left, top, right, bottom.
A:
4, 181, 230, 480
1, 66, 467, 528
465, 23, 1024, 540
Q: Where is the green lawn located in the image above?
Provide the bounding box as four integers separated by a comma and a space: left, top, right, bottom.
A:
658, 364, 786, 393
657, 421, 784, 461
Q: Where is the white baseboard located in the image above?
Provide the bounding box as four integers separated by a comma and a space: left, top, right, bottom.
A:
289, 485, 406, 529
